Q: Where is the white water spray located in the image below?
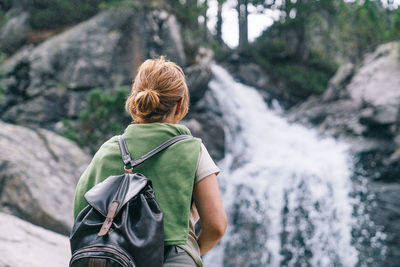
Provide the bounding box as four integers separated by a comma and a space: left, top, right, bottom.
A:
203, 65, 361, 266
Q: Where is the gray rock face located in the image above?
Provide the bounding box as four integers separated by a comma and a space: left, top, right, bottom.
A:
291, 42, 400, 147
0, 212, 70, 267
369, 182, 400, 266
322, 62, 355, 102
0, 10, 31, 55
224, 61, 282, 105
348, 43, 400, 125
0, 121, 90, 234
183, 85, 225, 161
185, 47, 213, 104
0, 6, 186, 127
154, 10, 186, 66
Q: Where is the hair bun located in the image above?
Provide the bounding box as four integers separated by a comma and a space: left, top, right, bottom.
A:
134, 89, 160, 116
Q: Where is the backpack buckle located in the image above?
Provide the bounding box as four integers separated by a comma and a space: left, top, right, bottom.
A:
124, 165, 133, 174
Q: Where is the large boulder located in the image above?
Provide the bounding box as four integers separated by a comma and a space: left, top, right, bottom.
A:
0, 121, 90, 234
0, 6, 186, 128
184, 47, 213, 104
0, 212, 70, 267
183, 82, 225, 161
347, 42, 400, 125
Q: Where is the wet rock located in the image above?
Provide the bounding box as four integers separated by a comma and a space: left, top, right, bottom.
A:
348, 43, 400, 125
185, 47, 213, 104
184, 88, 225, 161
0, 212, 69, 267
369, 182, 400, 267
0, 121, 90, 234
322, 62, 355, 102
222, 61, 285, 106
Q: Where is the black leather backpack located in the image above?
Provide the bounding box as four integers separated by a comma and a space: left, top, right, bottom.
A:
69, 134, 192, 267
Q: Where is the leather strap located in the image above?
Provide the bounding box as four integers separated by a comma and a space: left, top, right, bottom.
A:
118, 135, 132, 166
118, 134, 193, 169
88, 258, 107, 267
98, 200, 119, 236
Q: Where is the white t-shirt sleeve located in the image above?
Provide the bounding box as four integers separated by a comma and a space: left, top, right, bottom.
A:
195, 143, 220, 184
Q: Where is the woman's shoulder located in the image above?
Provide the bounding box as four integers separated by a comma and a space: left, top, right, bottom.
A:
91, 135, 120, 163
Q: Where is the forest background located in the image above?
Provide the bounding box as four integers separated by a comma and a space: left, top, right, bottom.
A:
1, 0, 399, 151
1, 0, 400, 266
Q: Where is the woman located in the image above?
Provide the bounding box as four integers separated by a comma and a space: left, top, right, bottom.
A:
73, 56, 227, 266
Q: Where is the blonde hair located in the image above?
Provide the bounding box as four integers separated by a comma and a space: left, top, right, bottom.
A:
125, 56, 190, 123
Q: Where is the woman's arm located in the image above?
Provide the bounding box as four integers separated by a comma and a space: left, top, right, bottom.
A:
193, 173, 228, 255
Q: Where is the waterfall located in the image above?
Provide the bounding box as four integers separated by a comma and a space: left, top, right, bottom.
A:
202, 65, 385, 267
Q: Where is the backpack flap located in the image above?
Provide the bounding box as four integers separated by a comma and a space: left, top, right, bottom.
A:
84, 173, 149, 218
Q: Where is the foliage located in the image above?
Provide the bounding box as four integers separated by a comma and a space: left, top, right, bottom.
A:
273, 57, 338, 96
98, 0, 136, 10
0, 0, 127, 30
249, 39, 338, 97
0, 52, 6, 104
167, 0, 208, 64
335, 0, 387, 60
259, 0, 336, 61
386, 6, 400, 40
62, 86, 131, 154
247, 0, 339, 98
208, 39, 232, 62
170, 0, 206, 30
244, 0, 400, 99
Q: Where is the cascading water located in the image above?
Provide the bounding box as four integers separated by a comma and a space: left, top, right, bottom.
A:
202, 65, 386, 267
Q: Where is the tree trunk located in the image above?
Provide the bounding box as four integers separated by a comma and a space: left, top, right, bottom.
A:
237, 0, 248, 52
203, 0, 209, 40
295, 23, 309, 61
216, 0, 223, 44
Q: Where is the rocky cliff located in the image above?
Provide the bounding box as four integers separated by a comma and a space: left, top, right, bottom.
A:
0, 6, 186, 128
0, 121, 90, 234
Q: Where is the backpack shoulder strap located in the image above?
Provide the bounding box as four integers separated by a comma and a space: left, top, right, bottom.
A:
118, 134, 193, 170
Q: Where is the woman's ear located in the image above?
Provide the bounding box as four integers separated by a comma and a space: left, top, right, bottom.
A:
175, 97, 183, 115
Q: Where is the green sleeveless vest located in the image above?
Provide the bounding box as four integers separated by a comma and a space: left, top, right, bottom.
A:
73, 123, 201, 245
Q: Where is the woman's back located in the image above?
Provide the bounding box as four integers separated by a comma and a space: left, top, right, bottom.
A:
73, 122, 201, 245
72, 56, 227, 267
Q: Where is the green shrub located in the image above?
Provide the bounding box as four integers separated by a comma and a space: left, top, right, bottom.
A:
10, 0, 128, 30
207, 39, 232, 62
248, 38, 338, 99
62, 86, 131, 154
247, 20, 339, 99
273, 61, 336, 97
